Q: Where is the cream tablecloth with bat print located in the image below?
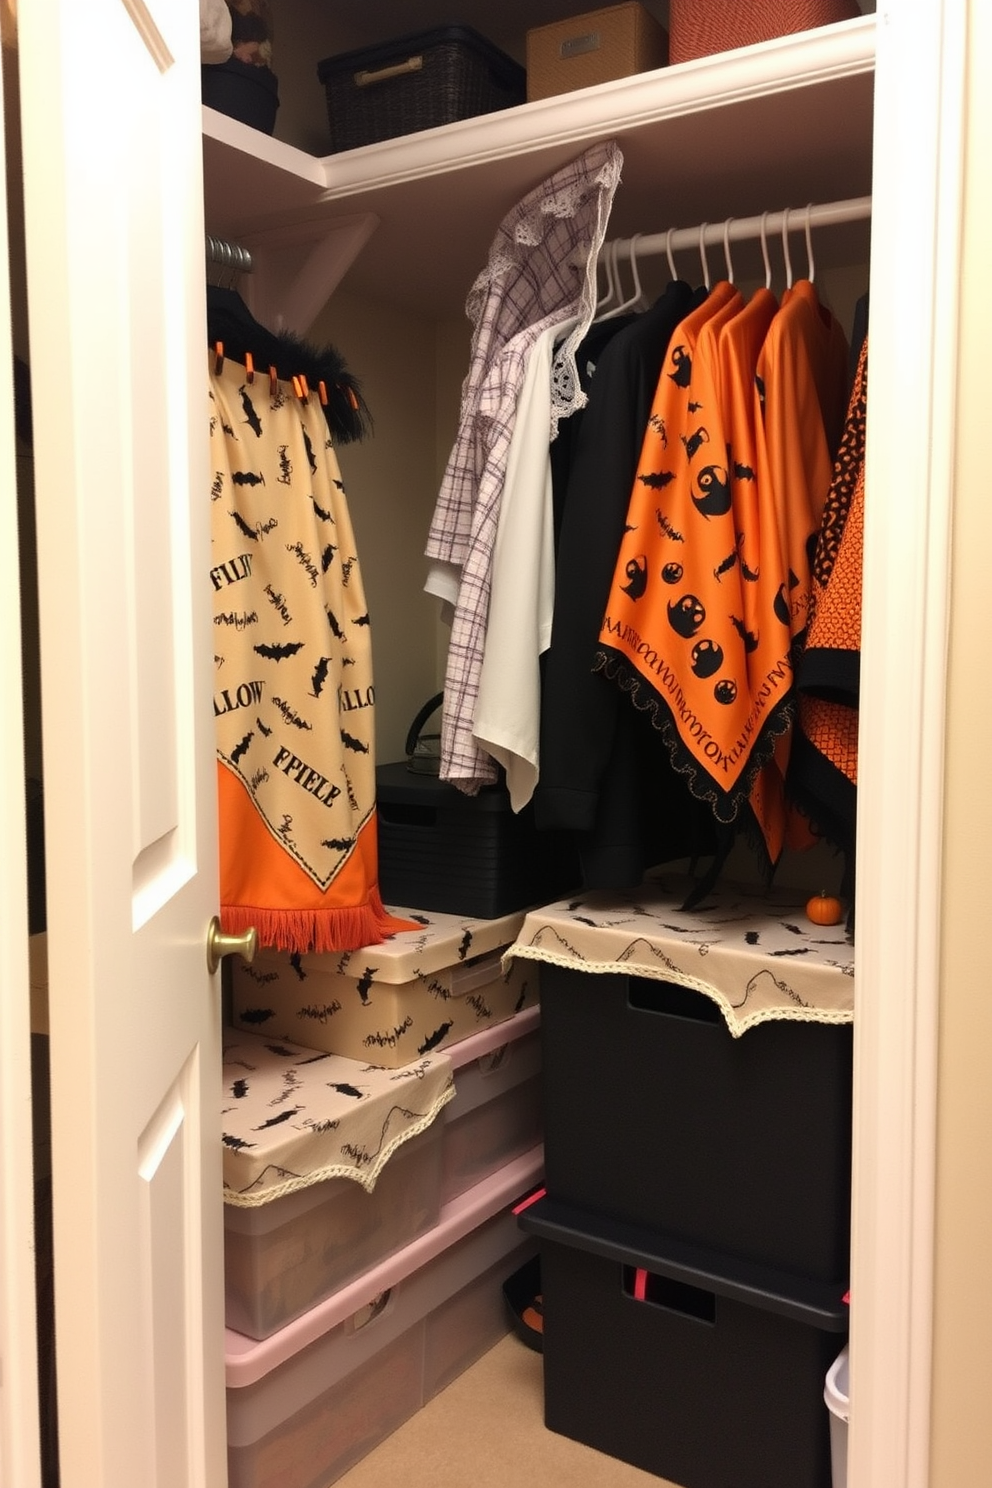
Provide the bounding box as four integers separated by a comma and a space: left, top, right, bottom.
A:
504, 873, 853, 1035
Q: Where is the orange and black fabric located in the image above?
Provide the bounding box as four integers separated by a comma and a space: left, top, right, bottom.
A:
789, 337, 867, 861
209, 351, 415, 954
596, 279, 848, 847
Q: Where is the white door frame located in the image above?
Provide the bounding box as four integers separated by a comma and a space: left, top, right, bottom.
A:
0, 28, 43, 1487
851, 1, 966, 1484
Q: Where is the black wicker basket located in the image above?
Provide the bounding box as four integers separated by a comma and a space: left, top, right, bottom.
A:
317, 26, 526, 153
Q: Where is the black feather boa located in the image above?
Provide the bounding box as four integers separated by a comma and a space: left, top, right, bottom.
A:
206, 285, 372, 445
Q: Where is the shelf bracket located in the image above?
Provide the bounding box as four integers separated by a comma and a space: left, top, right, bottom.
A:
238, 211, 380, 336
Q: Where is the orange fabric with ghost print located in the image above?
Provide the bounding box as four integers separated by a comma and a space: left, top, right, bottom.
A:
597, 281, 792, 826
598, 278, 847, 833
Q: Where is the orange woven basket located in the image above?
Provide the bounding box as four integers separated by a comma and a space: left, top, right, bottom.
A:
668, 0, 862, 65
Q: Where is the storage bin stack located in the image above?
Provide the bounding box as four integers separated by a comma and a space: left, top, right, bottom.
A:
223, 905, 545, 1488
510, 875, 854, 1488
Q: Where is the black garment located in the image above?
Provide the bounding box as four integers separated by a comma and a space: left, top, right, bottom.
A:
535, 280, 715, 889
205, 285, 372, 445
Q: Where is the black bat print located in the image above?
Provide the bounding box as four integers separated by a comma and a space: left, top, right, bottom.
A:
733, 461, 755, 480
232, 1079, 249, 1098
513, 983, 528, 1014
321, 836, 355, 851
302, 427, 317, 474
656, 512, 685, 543
321, 542, 337, 572
326, 608, 345, 641
341, 657, 356, 667
418, 1021, 453, 1055
232, 470, 264, 487
230, 731, 253, 766
253, 1108, 302, 1130
341, 729, 370, 754
741, 557, 760, 582
729, 615, 759, 653
353, 612, 371, 627
769, 947, 812, 957
256, 716, 272, 737
265, 1043, 301, 1057
329, 1082, 365, 1099
356, 967, 378, 1003
289, 953, 306, 981
221, 421, 236, 438
410, 914, 431, 925
638, 469, 676, 489
237, 1006, 274, 1025
573, 915, 598, 926
311, 496, 333, 522
230, 509, 259, 541
782, 922, 803, 935
310, 656, 331, 697
688, 400, 703, 412
457, 929, 473, 961
567, 900, 585, 911
714, 546, 739, 581
254, 640, 305, 661
745, 930, 759, 945
223, 1133, 255, 1150
239, 386, 263, 437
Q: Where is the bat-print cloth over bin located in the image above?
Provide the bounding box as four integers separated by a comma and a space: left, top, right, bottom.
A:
221, 1027, 455, 1338
209, 354, 414, 954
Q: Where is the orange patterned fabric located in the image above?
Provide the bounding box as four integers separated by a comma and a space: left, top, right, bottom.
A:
596, 281, 848, 855
791, 338, 867, 845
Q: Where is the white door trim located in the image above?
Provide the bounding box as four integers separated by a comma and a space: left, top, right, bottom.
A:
0, 28, 43, 1488
850, 2, 966, 1484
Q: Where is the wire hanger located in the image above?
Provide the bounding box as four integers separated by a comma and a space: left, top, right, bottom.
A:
666, 227, 679, 283
698, 222, 711, 292
602, 234, 649, 319
781, 207, 794, 291
759, 211, 773, 291
722, 218, 735, 285
804, 203, 816, 283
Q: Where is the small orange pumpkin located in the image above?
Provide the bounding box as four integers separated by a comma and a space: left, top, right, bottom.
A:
806, 891, 844, 927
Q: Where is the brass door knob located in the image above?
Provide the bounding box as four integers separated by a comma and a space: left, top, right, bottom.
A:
206, 917, 258, 976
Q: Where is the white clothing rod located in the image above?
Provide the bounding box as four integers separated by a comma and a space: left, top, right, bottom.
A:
605, 194, 872, 261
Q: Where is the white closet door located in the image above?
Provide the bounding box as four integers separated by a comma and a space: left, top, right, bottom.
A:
18, 3, 226, 1485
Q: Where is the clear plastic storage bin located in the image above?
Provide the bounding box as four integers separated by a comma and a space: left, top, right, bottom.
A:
442, 1006, 543, 1205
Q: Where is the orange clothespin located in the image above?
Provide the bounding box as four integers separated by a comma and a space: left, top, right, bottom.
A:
292, 374, 304, 402
214, 341, 224, 375
244, 350, 255, 384
345, 385, 359, 411
298, 373, 310, 402
269, 365, 278, 397
317, 380, 328, 406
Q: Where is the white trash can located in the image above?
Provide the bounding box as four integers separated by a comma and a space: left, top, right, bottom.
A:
824, 1344, 850, 1488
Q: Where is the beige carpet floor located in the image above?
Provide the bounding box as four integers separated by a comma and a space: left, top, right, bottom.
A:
334, 1332, 678, 1488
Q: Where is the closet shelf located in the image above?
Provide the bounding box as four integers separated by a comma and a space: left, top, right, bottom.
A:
202, 13, 875, 320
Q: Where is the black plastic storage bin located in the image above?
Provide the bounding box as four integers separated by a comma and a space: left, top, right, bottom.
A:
201, 56, 280, 134
375, 762, 578, 920
317, 27, 527, 153
538, 963, 853, 1282
519, 1196, 848, 1488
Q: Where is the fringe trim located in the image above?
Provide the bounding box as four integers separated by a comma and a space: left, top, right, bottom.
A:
222, 896, 403, 956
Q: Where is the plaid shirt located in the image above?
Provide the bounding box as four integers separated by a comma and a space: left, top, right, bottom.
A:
439, 311, 569, 791
426, 141, 623, 590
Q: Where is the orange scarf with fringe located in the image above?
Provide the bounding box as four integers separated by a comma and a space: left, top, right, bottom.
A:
208, 352, 412, 953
